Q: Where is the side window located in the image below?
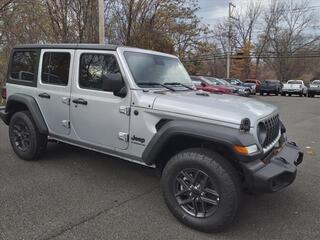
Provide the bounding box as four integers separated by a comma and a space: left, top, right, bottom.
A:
41, 52, 70, 86
79, 53, 120, 91
10, 51, 38, 82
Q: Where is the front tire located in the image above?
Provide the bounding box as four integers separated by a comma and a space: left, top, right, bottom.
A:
9, 111, 47, 161
161, 148, 241, 232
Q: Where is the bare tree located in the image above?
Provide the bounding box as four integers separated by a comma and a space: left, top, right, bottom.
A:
262, 0, 320, 81
44, 0, 99, 43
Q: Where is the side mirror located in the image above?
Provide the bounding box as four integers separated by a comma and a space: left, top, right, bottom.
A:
102, 73, 126, 97
201, 82, 206, 87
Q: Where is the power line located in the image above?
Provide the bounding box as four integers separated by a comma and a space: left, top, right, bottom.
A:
183, 53, 320, 62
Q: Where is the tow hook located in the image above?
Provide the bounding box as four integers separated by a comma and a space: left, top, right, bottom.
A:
288, 141, 297, 147
294, 152, 304, 166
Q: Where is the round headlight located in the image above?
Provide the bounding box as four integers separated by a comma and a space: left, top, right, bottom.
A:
257, 122, 267, 145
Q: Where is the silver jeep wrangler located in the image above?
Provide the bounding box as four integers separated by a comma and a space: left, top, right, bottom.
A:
0, 44, 303, 232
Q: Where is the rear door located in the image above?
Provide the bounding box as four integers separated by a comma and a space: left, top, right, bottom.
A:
36, 49, 74, 136
70, 50, 130, 150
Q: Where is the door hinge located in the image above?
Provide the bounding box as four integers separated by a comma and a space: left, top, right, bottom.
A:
62, 97, 70, 105
62, 120, 70, 129
119, 106, 131, 116
118, 132, 129, 142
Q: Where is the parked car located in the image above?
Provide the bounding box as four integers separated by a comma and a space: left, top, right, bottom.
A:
191, 76, 234, 95
214, 78, 251, 97
242, 82, 257, 95
260, 80, 283, 96
223, 78, 251, 97
0, 44, 303, 232
307, 80, 320, 97
282, 80, 308, 97
244, 79, 261, 92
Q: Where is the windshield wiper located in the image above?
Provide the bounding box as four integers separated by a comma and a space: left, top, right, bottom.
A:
137, 82, 176, 91
164, 82, 195, 90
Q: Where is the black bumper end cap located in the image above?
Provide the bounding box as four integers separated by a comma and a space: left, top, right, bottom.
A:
294, 152, 303, 166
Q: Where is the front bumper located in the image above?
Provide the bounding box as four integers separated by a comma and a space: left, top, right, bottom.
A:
282, 89, 301, 93
308, 89, 320, 94
240, 140, 303, 193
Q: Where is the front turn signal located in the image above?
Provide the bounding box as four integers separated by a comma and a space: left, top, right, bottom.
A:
234, 145, 258, 155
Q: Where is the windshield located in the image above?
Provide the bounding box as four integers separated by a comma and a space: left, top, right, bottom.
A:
312, 80, 320, 85
124, 51, 192, 88
288, 80, 302, 84
216, 78, 231, 86
205, 77, 230, 86
243, 82, 255, 86
264, 80, 278, 84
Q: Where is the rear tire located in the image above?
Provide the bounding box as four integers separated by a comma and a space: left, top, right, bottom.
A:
9, 111, 47, 161
288, 93, 292, 96
161, 148, 242, 232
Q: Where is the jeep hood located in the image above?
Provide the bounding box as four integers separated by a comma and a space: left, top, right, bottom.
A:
152, 91, 277, 126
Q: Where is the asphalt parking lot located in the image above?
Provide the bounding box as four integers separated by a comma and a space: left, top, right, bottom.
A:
0, 96, 319, 240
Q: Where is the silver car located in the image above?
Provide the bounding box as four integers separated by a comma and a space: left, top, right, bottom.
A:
0, 44, 303, 232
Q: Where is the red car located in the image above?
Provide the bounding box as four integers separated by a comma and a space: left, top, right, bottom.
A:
191, 76, 235, 94
244, 79, 261, 92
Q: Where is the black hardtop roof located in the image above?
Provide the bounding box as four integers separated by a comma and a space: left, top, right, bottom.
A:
14, 43, 120, 51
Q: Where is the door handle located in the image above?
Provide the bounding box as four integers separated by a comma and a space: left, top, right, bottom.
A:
39, 93, 50, 99
72, 98, 88, 105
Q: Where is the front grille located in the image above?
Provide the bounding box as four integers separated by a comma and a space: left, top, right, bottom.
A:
262, 114, 280, 148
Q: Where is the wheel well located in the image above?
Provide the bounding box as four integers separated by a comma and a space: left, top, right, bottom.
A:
155, 135, 243, 176
7, 101, 28, 122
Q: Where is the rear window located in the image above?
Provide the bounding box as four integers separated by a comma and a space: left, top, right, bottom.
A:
10, 51, 38, 82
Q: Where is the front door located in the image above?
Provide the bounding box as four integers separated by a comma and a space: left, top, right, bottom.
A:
36, 50, 74, 136
70, 50, 130, 150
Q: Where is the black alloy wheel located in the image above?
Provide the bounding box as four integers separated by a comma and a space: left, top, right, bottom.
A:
9, 111, 47, 160
174, 168, 220, 218
11, 122, 31, 152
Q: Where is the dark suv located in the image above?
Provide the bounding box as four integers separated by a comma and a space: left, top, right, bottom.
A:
260, 80, 283, 96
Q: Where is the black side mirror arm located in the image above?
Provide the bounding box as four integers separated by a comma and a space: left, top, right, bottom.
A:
114, 87, 127, 98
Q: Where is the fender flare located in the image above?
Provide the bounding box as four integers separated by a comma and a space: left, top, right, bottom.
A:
5, 94, 48, 134
142, 120, 259, 166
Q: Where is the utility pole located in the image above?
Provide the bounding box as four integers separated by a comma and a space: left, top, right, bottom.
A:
227, 2, 236, 78
98, 0, 105, 44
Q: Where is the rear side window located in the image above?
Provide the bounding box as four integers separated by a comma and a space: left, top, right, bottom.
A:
10, 51, 38, 82
41, 52, 71, 86
79, 53, 120, 91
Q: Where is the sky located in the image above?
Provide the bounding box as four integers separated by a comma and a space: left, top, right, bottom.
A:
196, 0, 320, 28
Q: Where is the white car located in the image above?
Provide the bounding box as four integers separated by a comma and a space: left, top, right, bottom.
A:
282, 80, 308, 97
